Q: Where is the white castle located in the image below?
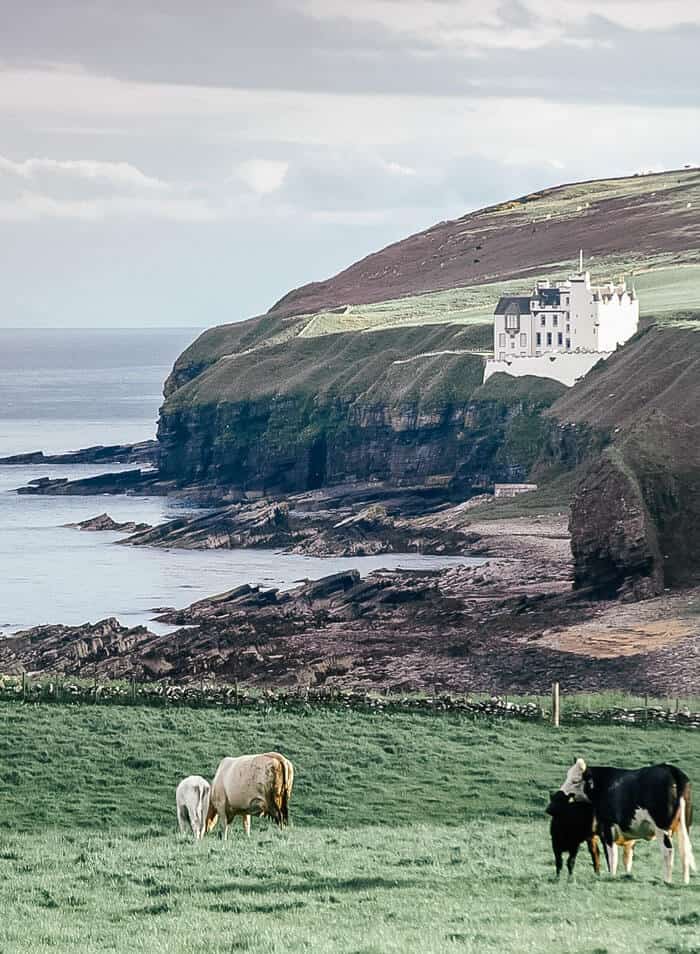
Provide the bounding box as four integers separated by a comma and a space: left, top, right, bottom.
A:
483, 252, 639, 386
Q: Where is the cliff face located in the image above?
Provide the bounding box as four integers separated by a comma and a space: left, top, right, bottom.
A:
549, 322, 700, 595
158, 322, 567, 494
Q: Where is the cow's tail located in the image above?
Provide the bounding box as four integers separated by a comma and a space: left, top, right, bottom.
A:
266, 752, 292, 828
197, 785, 210, 840
679, 782, 696, 877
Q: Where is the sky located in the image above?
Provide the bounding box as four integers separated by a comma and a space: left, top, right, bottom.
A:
2, 0, 700, 328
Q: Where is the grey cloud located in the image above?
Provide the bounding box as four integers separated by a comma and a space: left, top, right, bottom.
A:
498, 0, 534, 29
1, 1, 699, 107
275, 146, 576, 220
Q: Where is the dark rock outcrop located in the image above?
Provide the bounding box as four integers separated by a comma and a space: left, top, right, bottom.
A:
554, 323, 700, 598
0, 440, 159, 467
16, 469, 167, 496
123, 490, 482, 556
65, 513, 153, 533
570, 448, 663, 599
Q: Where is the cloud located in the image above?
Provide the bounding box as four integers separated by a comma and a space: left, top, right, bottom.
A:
2, 2, 700, 107
299, 0, 700, 45
0, 155, 168, 191
309, 209, 392, 225
235, 159, 289, 194
0, 192, 219, 222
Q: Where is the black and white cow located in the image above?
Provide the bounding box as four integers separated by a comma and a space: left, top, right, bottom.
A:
560, 758, 696, 884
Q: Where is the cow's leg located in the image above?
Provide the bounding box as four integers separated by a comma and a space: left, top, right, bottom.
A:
177, 803, 189, 835
221, 809, 229, 842
566, 845, 580, 878
188, 803, 200, 840
622, 841, 634, 876
678, 825, 689, 885
587, 837, 601, 875
656, 829, 674, 884
242, 814, 251, 837
554, 850, 563, 878
601, 826, 618, 876
678, 796, 695, 884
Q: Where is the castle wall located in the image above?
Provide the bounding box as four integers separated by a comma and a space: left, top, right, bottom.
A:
597, 295, 639, 352
483, 351, 610, 387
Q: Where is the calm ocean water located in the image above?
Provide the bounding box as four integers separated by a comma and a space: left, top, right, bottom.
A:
0, 328, 475, 634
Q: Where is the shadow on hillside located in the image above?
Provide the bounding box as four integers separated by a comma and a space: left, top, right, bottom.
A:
202, 876, 420, 897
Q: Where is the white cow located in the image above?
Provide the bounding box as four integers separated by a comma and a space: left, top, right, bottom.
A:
207, 752, 294, 839
176, 775, 211, 840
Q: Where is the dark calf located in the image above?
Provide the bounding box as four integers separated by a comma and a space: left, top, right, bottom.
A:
546, 790, 600, 878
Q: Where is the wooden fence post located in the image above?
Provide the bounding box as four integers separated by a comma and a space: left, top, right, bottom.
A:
552, 682, 561, 728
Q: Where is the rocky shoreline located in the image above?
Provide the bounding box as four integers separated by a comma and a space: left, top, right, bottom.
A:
3, 519, 697, 695
3, 439, 697, 695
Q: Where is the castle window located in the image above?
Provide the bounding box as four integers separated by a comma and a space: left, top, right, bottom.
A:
557, 332, 563, 346
510, 338, 516, 348
505, 314, 519, 330
536, 332, 541, 346
520, 333, 527, 347
499, 333, 506, 347
553, 315, 558, 327
566, 338, 571, 349
546, 332, 552, 346
540, 316, 546, 327
499, 352, 505, 361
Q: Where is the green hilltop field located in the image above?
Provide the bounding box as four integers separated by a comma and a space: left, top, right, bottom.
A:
1, 701, 698, 954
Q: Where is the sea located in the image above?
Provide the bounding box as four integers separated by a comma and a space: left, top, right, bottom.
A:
0, 328, 475, 635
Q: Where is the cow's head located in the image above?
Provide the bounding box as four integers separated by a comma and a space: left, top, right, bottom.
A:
559, 757, 590, 801
546, 789, 576, 816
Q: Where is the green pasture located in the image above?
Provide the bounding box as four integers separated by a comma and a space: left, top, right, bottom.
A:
635, 265, 700, 318
292, 255, 700, 341
0, 702, 698, 954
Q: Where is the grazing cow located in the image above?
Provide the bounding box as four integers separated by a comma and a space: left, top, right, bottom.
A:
206, 751, 294, 839
546, 790, 601, 878
176, 775, 211, 841
560, 758, 696, 884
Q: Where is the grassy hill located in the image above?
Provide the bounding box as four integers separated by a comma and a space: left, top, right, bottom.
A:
1, 700, 698, 954
156, 169, 700, 593
165, 168, 700, 396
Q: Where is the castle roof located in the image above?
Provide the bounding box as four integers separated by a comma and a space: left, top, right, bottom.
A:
494, 296, 531, 315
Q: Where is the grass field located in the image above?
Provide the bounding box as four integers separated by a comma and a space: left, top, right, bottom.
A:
290, 255, 700, 342
1, 702, 698, 954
